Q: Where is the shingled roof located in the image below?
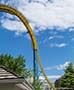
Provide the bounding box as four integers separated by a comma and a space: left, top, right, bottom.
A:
0, 66, 18, 79
0, 65, 24, 83
0, 66, 34, 90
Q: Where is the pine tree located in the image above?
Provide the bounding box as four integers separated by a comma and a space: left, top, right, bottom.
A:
60, 63, 74, 90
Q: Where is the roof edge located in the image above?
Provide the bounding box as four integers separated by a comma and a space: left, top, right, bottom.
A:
0, 65, 22, 78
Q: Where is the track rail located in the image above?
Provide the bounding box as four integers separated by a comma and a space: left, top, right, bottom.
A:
0, 4, 56, 90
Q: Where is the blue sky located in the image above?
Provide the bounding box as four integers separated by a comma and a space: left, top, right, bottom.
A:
0, 0, 74, 82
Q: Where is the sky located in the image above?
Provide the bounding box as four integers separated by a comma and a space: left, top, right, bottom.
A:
0, 0, 74, 82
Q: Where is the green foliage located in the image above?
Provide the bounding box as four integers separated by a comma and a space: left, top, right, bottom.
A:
60, 63, 74, 90
32, 78, 43, 90
0, 54, 31, 79
0, 54, 43, 89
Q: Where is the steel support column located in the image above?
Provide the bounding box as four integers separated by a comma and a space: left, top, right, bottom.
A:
33, 49, 38, 82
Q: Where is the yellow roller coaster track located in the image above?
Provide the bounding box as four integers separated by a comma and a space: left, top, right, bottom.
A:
0, 4, 56, 90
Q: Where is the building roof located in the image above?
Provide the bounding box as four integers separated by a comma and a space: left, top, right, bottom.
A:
0, 66, 19, 79
0, 65, 34, 90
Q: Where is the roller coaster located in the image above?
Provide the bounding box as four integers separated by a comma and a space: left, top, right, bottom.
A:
0, 4, 56, 90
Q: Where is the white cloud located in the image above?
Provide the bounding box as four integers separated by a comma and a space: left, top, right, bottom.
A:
1, 18, 27, 34
49, 43, 67, 48
49, 35, 64, 40
45, 61, 70, 70
0, 0, 74, 34
49, 36, 54, 40
27, 74, 62, 83
39, 75, 61, 80
68, 27, 74, 32
32, 0, 48, 4
56, 43, 67, 48
56, 61, 70, 70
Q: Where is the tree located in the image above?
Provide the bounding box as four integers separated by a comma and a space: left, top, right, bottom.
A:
55, 63, 74, 90
0, 54, 43, 90
60, 63, 74, 90
55, 76, 64, 88
0, 54, 31, 79
32, 77, 43, 90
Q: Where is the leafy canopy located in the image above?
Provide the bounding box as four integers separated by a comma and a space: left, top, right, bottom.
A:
0, 54, 31, 78
0, 54, 43, 90
60, 63, 74, 89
